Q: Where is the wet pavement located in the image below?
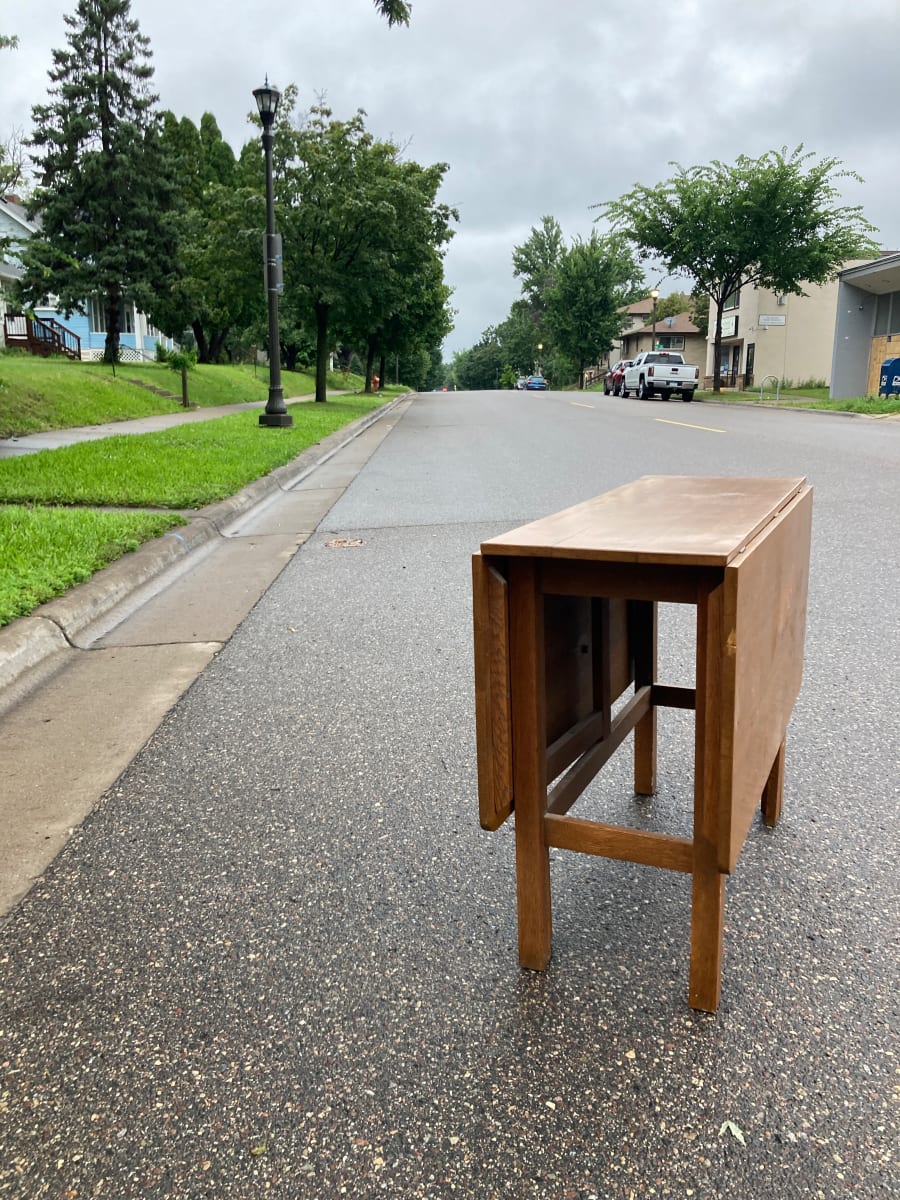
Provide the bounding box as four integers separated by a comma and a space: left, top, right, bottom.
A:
0, 391, 897, 1198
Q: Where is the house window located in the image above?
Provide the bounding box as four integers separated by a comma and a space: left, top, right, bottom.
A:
88, 297, 135, 334
656, 334, 685, 350
89, 297, 106, 333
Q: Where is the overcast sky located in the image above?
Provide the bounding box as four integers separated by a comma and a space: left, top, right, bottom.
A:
3, 0, 899, 357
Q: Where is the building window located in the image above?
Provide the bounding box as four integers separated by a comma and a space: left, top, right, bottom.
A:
88, 297, 135, 335
723, 286, 740, 310
889, 291, 900, 336
89, 297, 106, 333
874, 293, 889, 336
656, 334, 685, 350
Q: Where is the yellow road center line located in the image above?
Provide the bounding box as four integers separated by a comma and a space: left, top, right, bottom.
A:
656, 418, 726, 434
570, 402, 594, 409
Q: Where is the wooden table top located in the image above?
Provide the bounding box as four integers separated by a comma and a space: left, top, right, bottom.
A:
481, 476, 807, 567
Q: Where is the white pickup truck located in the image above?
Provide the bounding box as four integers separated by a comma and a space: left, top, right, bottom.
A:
621, 351, 700, 402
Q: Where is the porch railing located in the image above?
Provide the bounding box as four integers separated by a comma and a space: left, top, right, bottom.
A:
2, 313, 82, 360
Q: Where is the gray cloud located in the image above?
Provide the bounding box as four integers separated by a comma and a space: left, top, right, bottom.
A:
3, 0, 898, 356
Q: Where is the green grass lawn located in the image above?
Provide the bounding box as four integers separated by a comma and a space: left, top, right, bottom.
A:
0, 352, 365, 437
0, 369, 396, 626
0, 395, 386, 508
0, 506, 186, 626
695, 387, 900, 413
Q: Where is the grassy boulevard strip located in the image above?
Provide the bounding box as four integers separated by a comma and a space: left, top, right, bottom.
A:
0, 357, 396, 627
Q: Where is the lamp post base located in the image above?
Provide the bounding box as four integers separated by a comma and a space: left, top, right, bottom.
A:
259, 411, 293, 427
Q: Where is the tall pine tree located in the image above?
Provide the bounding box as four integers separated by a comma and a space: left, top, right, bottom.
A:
22, 0, 175, 362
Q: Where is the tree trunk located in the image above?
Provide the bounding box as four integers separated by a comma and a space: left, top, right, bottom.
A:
315, 301, 330, 402
283, 343, 298, 372
208, 328, 228, 364
712, 301, 725, 394
364, 333, 378, 394
192, 319, 210, 364
378, 351, 387, 395
103, 286, 121, 365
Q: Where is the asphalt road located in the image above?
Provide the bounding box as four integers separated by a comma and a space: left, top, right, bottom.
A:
1, 390, 897, 1198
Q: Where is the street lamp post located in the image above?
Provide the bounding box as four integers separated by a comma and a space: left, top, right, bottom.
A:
650, 288, 660, 351
536, 342, 543, 374
253, 79, 292, 428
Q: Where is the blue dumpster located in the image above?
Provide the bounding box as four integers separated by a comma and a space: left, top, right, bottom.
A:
879, 358, 900, 396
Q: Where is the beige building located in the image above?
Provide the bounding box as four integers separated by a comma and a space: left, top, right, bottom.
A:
703, 254, 900, 395
704, 262, 874, 390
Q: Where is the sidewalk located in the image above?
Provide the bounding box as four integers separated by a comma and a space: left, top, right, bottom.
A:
0, 389, 371, 698
0, 395, 320, 458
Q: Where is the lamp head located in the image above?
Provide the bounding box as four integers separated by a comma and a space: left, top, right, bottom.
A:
253, 78, 281, 127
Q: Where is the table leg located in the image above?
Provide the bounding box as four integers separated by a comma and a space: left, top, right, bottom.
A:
689, 848, 725, 1013
761, 738, 786, 827
632, 600, 657, 795
508, 559, 552, 970
689, 582, 726, 1012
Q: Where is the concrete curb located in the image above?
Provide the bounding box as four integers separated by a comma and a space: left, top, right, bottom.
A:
0, 394, 410, 700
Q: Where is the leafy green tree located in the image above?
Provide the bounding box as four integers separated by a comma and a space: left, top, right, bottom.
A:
344, 157, 456, 394
271, 103, 388, 400
392, 344, 432, 391
545, 232, 643, 388
496, 300, 542, 375
453, 329, 504, 390
160, 183, 262, 363
688, 286, 709, 338
421, 344, 446, 390
651, 291, 693, 323
499, 364, 517, 389
509, 214, 564, 359
150, 112, 259, 362
597, 147, 879, 391
20, 0, 176, 363
273, 100, 451, 402
512, 215, 564, 304
375, 0, 412, 24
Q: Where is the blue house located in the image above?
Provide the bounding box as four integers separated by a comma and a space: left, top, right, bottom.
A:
1, 193, 173, 361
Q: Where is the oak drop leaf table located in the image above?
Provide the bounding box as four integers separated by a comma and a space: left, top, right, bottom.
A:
472, 475, 813, 1012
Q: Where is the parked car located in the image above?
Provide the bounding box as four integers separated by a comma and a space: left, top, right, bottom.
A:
603, 360, 632, 396
621, 351, 700, 401
515, 376, 528, 390
525, 374, 548, 390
